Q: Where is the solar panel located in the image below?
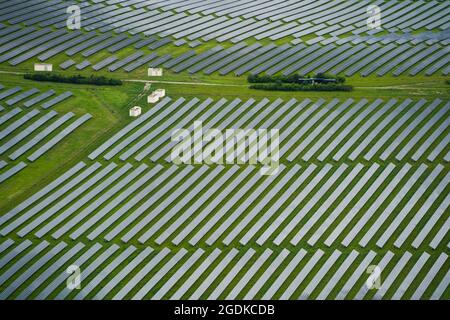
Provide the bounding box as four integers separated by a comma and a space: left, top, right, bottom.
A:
412, 120, 449, 161
9, 112, 74, 160
262, 249, 307, 299
223, 166, 298, 246
373, 252, 413, 299
208, 248, 255, 299
189, 166, 264, 245
38, 32, 98, 61
103, 166, 186, 241
94, 247, 153, 300
123, 53, 158, 72
173, 45, 223, 73
0, 241, 49, 286
127, 166, 211, 243
0, 111, 58, 155
362, 164, 432, 247
74, 246, 137, 300
132, 249, 188, 300
171, 248, 221, 299
152, 249, 205, 300
66, 33, 113, 56
41, 91, 73, 109
139, 98, 214, 161
148, 54, 172, 67
364, 99, 426, 160
59, 60, 76, 70
53, 164, 148, 240
349, 99, 411, 160
230, 250, 273, 299
392, 253, 430, 300
156, 166, 236, 244
292, 165, 364, 245
342, 164, 411, 247
299, 250, 342, 300
0, 87, 22, 100
112, 248, 171, 300
36, 164, 132, 238
257, 164, 331, 245
219, 44, 277, 75
412, 194, 450, 248
19, 163, 116, 238
36, 243, 102, 299
280, 250, 324, 300
23, 90, 55, 108
429, 216, 450, 249
0, 109, 39, 139
108, 51, 144, 71
188, 42, 247, 74
335, 251, 377, 300
308, 163, 380, 246
0, 163, 101, 236
92, 56, 118, 71
55, 244, 120, 300
75, 60, 91, 70
107, 35, 141, 53
411, 253, 447, 300
173, 166, 253, 245
0, 242, 67, 299
0, 161, 26, 184
319, 164, 388, 247
82, 166, 164, 241
82, 34, 128, 57
5, 88, 39, 106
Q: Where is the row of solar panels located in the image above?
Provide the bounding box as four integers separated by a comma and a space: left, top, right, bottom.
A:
0, 238, 448, 299
2, 158, 448, 252
0, 85, 73, 109
89, 97, 450, 164
1, 0, 448, 42
146, 0, 449, 33
0, 110, 92, 184
0, 85, 91, 184
11, 29, 444, 77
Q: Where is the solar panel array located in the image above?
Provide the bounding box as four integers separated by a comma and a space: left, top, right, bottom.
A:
0, 84, 91, 184
0, 1, 449, 302
0, 239, 447, 300
0, 1, 447, 76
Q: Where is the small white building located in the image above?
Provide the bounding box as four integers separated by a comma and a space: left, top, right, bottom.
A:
154, 89, 166, 98
148, 68, 163, 76
129, 106, 142, 117
147, 93, 159, 104
34, 63, 53, 72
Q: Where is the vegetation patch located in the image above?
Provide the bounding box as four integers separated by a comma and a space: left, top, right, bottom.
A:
24, 73, 123, 86
248, 73, 353, 91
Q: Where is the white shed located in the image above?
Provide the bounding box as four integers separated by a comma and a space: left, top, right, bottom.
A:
34, 63, 53, 72
148, 68, 163, 76
154, 89, 166, 98
129, 106, 142, 117
147, 93, 159, 104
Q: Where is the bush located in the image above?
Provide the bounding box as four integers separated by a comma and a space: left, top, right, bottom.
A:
249, 83, 353, 92
247, 73, 345, 84
24, 73, 122, 86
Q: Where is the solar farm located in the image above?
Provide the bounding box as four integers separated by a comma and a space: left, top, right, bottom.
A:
0, 0, 449, 303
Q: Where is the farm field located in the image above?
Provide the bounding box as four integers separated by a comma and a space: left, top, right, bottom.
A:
0, 0, 448, 302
